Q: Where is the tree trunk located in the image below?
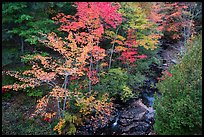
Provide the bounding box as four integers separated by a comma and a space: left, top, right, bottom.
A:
21, 37, 24, 54
89, 55, 93, 92
96, 60, 99, 73
108, 26, 120, 70
57, 97, 61, 118
62, 73, 69, 117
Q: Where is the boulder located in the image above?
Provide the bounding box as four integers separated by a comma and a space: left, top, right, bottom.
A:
122, 122, 150, 134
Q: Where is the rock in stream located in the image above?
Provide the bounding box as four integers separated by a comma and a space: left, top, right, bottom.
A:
94, 99, 156, 135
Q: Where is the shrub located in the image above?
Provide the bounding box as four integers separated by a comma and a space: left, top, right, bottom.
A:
154, 35, 202, 135
2, 74, 17, 86
133, 46, 162, 78
24, 85, 49, 97
53, 112, 77, 135
94, 68, 145, 102
2, 47, 19, 67
127, 72, 146, 91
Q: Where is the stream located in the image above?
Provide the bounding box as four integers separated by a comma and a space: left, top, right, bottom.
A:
93, 79, 161, 135
93, 56, 165, 135
90, 41, 181, 135
76, 51, 166, 135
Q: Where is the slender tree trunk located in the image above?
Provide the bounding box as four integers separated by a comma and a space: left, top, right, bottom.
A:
108, 42, 116, 70
187, 5, 193, 40
89, 55, 93, 92
96, 60, 99, 73
189, 3, 196, 38
21, 37, 24, 54
108, 26, 120, 70
183, 26, 187, 46
183, 3, 195, 49
62, 73, 69, 117
57, 97, 61, 118
88, 27, 94, 93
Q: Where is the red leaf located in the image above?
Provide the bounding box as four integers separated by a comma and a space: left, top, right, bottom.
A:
137, 54, 147, 59
2, 87, 9, 93
44, 117, 51, 123
165, 70, 172, 77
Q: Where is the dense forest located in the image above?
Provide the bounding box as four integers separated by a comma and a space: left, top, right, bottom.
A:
2, 2, 202, 135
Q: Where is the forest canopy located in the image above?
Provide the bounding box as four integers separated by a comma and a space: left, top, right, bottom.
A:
2, 2, 202, 135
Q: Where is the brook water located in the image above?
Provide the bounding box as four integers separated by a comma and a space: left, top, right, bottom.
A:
76, 55, 165, 135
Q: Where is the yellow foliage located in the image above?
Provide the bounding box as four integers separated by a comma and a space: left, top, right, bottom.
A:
76, 95, 95, 115
66, 123, 76, 135
115, 46, 128, 52
138, 34, 160, 50
66, 113, 79, 134
105, 30, 115, 37
53, 112, 79, 135
53, 118, 66, 135
116, 35, 126, 41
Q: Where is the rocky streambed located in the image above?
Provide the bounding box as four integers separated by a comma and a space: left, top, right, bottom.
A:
93, 78, 161, 135
76, 62, 164, 135
75, 77, 162, 135
76, 45, 177, 135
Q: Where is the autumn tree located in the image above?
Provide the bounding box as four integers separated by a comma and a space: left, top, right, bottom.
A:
53, 2, 124, 90
153, 2, 194, 43
2, 2, 124, 134
104, 2, 162, 70
181, 2, 201, 46
2, 2, 76, 68
3, 2, 201, 135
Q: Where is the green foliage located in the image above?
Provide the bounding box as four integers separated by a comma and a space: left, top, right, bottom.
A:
2, 74, 17, 86
53, 112, 77, 135
154, 35, 202, 135
120, 85, 133, 102
64, 112, 77, 135
119, 2, 162, 50
22, 85, 49, 97
95, 68, 130, 102
2, 92, 12, 100
40, 52, 50, 57
21, 54, 36, 63
21, 52, 49, 63
94, 68, 145, 102
2, 92, 56, 135
15, 14, 34, 23
68, 98, 81, 114
26, 88, 44, 97
66, 123, 76, 135
2, 2, 76, 44
127, 72, 146, 90
2, 2, 201, 135
2, 47, 20, 67
133, 46, 162, 77
12, 65, 32, 73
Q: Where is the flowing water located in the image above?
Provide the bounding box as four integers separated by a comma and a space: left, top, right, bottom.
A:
94, 61, 163, 135
76, 60, 164, 135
